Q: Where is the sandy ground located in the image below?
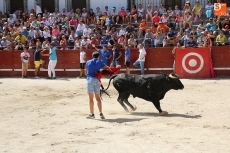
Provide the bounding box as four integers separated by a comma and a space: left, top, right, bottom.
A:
0, 77, 230, 153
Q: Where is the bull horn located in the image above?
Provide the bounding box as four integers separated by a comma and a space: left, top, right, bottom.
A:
169, 74, 178, 79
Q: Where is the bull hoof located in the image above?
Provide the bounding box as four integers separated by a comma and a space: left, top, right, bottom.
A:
160, 111, 168, 116
132, 106, 137, 111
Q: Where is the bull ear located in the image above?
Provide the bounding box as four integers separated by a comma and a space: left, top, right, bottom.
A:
166, 76, 171, 81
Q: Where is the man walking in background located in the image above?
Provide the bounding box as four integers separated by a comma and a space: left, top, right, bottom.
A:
133, 44, 146, 75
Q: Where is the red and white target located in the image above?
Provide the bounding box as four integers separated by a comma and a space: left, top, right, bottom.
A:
175, 48, 211, 78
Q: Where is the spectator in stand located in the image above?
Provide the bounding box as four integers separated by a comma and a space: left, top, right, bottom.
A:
108, 34, 117, 47
75, 8, 82, 21
97, 45, 112, 65
118, 35, 126, 48
175, 12, 183, 29
60, 35, 67, 50
166, 28, 177, 46
137, 4, 144, 20
127, 34, 137, 48
104, 6, 111, 17
88, 9, 96, 24
51, 37, 59, 48
15, 31, 27, 45
79, 47, 87, 78
98, 12, 108, 26
53, 8, 59, 18
14, 40, 24, 50
143, 29, 154, 47
154, 29, 165, 47
146, 5, 153, 22
159, 4, 166, 16
182, 29, 190, 46
149, 23, 158, 34
183, 1, 192, 16
197, 31, 212, 47
52, 24, 60, 39
192, 0, 202, 21
118, 7, 127, 24
68, 30, 75, 49
183, 11, 192, 29
100, 36, 109, 46
111, 45, 122, 67
90, 36, 99, 48
125, 22, 136, 39
111, 7, 119, 24
138, 19, 148, 38
174, 5, 181, 15
68, 9, 75, 19
42, 37, 50, 49
157, 21, 169, 33
133, 44, 146, 75
206, 18, 217, 31
216, 30, 227, 46
81, 36, 91, 49
95, 7, 102, 23
31, 17, 40, 28
20, 47, 30, 78
152, 11, 161, 25
186, 36, 197, 47
43, 9, 49, 18
125, 8, 131, 23
69, 16, 78, 31
168, 12, 176, 30
222, 18, 230, 33
118, 25, 126, 36
205, 0, 214, 19
7, 14, 15, 25
83, 24, 92, 38
124, 44, 130, 74
34, 26, 43, 42
74, 37, 81, 49
82, 8, 88, 24
130, 5, 138, 23
21, 27, 29, 37
4, 44, 12, 50
75, 20, 85, 38
153, 6, 159, 14
43, 26, 51, 42
197, 20, 206, 36
167, 6, 173, 16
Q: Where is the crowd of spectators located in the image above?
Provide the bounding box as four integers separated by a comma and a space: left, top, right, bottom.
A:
0, 0, 230, 51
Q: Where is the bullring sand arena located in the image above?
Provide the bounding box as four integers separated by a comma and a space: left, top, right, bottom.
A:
0, 77, 230, 153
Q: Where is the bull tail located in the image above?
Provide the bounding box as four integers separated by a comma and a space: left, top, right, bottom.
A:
103, 74, 118, 91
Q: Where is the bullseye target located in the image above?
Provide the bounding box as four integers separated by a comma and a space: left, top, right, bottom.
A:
182, 52, 204, 74
175, 48, 211, 78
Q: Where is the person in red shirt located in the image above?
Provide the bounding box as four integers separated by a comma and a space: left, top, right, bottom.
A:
152, 11, 161, 25
118, 7, 127, 24
69, 16, 78, 31
129, 5, 137, 23
90, 36, 99, 48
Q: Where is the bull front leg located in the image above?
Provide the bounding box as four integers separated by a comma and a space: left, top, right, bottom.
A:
124, 99, 137, 111
118, 99, 129, 112
152, 100, 168, 116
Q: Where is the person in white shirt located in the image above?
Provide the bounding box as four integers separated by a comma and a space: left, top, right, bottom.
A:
137, 4, 144, 19
133, 44, 146, 75
48, 13, 55, 25
83, 24, 92, 37
7, 14, 15, 25
118, 25, 126, 36
28, 26, 35, 38
79, 47, 87, 78
110, 7, 119, 24
53, 8, 59, 18
43, 26, 51, 42
81, 36, 90, 49
20, 47, 30, 78
35, 4, 42, 16
75, 21, 86, 37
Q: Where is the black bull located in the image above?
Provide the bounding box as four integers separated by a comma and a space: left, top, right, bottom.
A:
101, 73, 184, 115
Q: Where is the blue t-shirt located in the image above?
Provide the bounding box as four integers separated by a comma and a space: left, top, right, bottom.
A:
86, 58, 105, 78
99, 49, 111, 65
100, 40, 108, 46
125, 48, 130, 62
112, 49, 120, 61
49, 47, 57, 60
186, 41, 197, 47
167, 32, 176, 38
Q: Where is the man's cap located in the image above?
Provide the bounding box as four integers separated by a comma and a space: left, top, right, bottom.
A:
121, 7, 125, 10
112, 7, 116, 9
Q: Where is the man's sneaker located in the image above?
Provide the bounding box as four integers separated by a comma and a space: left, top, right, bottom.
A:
34, 76, 39, 79
24, 76, 28, 78
46, 77, 52, 79
100, 113, 105, 119
52, 77, 56, 79
86, 114, 95, 119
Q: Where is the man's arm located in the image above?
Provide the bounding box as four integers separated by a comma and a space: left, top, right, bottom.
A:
116, 51, 122, 60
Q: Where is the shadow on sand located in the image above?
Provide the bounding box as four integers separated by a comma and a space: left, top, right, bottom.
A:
99, 118, 146, 123
130, 112, 202, 119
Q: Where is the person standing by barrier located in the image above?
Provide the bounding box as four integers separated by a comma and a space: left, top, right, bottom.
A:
34, 46, 45, 79
42, 42, 57, 79
85, 51, 108, 119
110, 45, 122, 67
20, 47, 30, 78
79, 47, 87, 78
97, 46, 112, 65
124, 44, 131, 74
133, 44, 146, 75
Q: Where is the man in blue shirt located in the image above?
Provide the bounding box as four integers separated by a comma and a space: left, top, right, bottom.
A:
98, 46, 112, 65
85, 51, 108, 119
100, 36, 109, 46
124, 44, 131, 74
186, 36, 198, 47
42, 42, 57, 79
111, 45, 122, 67
143, 29, 154, 47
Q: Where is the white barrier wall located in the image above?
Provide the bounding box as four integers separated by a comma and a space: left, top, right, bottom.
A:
0, 0, 4, 13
